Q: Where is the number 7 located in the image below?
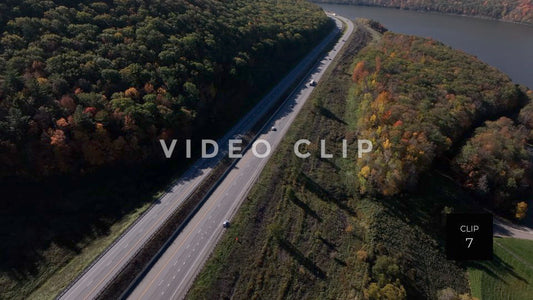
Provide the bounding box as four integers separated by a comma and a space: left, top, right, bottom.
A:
466, 237, 473, 248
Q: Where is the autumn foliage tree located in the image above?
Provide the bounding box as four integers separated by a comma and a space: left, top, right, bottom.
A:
352, 33, 523, 196
515, 201, 528, 220
454, 117, 531, 211
0, 0, 333, 178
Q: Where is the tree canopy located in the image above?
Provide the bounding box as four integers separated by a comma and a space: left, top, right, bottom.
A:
353, 32, 523, 196
0, 0, 333, 178
350, 31, 532, 214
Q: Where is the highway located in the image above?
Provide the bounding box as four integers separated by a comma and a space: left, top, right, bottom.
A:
58, 14, 351, 300
126, 15, 354, 300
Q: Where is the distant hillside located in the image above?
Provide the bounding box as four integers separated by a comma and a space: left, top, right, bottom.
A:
0, 0, 333, 179
313, 0, 533, 24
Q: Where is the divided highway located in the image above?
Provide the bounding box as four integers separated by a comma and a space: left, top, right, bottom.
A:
126, 15, 354, 300
59, 15, 352, 300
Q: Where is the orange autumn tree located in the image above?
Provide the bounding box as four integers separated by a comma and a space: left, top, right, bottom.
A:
352, 61, 368, 83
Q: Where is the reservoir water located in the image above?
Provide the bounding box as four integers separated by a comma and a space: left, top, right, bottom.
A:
319, 4, 533, 88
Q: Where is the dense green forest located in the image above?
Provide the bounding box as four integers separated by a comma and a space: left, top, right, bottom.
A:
0, 0, 333, 179
313, 0, 533, 24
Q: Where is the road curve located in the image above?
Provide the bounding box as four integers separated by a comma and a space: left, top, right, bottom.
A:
58, 15, 350, 300
126, 15, 354, 300
493, 216, 533, 241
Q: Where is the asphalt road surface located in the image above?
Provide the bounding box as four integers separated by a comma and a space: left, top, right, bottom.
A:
493, 216, 533, 241
59, 15, 351, 300
126, 15, 354, 300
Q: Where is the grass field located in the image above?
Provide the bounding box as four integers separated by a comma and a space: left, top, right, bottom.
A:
468, 237, 533, 300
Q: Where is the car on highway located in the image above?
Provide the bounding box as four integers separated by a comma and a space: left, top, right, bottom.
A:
271, 126, 277, 131
309, 79, 317, 86
223, 220, 230, 228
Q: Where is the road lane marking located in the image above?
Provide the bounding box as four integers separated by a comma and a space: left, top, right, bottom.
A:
135, 169, 241, 299
80, 179, 201, 300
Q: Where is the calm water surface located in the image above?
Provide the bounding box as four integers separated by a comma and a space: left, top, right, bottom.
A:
320, 4, 533, 88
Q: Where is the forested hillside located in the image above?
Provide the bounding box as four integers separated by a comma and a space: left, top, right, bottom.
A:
352, 33, 531, 209
313, 0, 533, 24
0, 0, 333, 178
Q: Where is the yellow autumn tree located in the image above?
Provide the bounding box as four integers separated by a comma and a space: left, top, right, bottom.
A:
516, 201, 528, 220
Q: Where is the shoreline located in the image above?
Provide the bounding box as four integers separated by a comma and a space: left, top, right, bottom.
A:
316, 2, 533, 27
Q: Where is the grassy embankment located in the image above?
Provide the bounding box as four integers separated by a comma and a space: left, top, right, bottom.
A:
468, 237, 533, 300
188, 19, 473, 299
